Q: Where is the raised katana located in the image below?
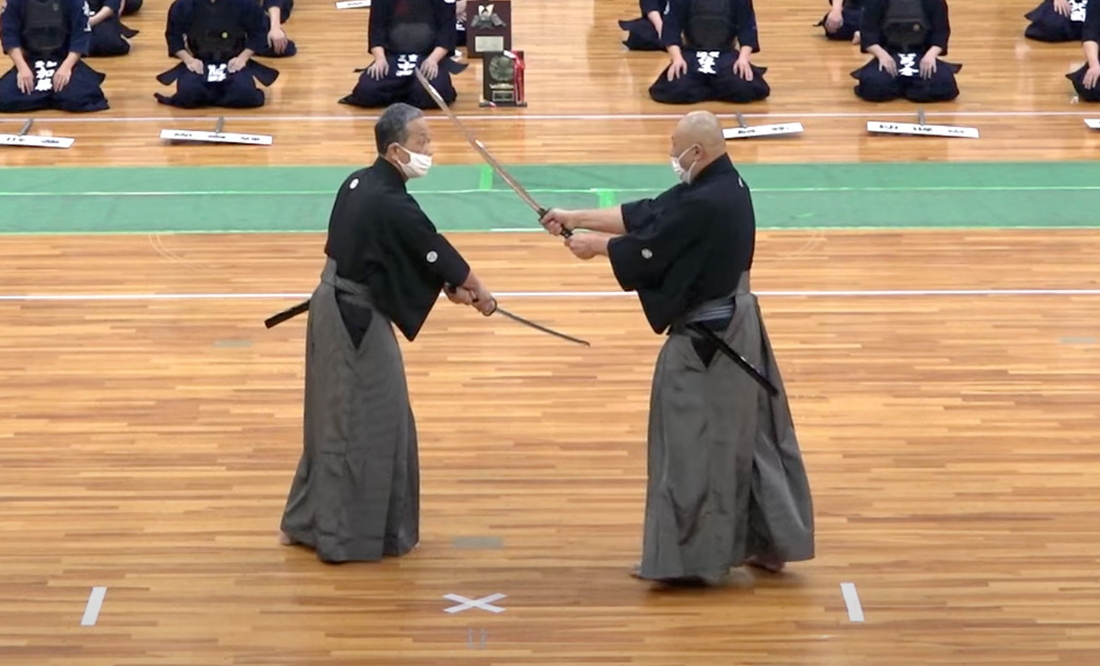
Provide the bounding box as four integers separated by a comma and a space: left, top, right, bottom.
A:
413, 67, 570, 238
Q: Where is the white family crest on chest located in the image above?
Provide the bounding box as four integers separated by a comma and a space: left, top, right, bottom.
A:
207, 63, 228, 82
1070, 0, 1087, 22
695, 50, 719, 75
34, 60, 59, 91
396, 54, 420, 77
897, 53, 919, 77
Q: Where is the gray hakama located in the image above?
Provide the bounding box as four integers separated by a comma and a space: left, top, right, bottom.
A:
280, 259, 420, 563
636, 272, 814, 584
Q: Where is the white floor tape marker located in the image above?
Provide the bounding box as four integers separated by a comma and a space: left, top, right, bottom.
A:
840, 582, 864, 622
81, 587, 107, 626
443, 593, 506, 614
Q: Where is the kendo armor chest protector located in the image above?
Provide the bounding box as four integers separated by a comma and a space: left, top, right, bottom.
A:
881, 0, 930, 50
389, 0, 436, 54
686, 0, 732, 51
186, 0, 246, 62
22, 0, 70, 56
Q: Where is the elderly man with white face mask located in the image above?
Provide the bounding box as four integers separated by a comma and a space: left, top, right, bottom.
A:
277, 102, 494, 564
539, 110, 815, 586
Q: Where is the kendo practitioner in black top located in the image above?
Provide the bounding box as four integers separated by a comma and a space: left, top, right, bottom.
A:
0, 0, 110, 113
817, 0, 864, 43
85, 0, 138, 57
1025, 0, 1089, 43
1067, 0, 1100, 101
538, 111, 814, 585
340, 0, 467, 110
154, 0, 279, 109
851, 0, 960, 103
120, 0, 140, 15
648, 0, 770, 105
619, 0, 667, 51
278, 103, 497, 564
254, 0, 296, 58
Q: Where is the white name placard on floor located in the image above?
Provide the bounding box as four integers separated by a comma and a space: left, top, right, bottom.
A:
160, 129, 273, 145
335, 0, 370, 8
867, 121, 979, 138
0, 133, 74, 148
1085, 119, 1100, 130
723, 122, 804, 139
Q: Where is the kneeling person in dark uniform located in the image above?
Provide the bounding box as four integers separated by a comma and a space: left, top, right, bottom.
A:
818, 0, 864, 43
85, 0, 139, 57
155, 0, 279, 109
0, 0, 109, 113
648, 0, 770, 105
851, 0, 960, 103
1025, 0, 1089, 43
619, 0, 668, 51
341, 0, 466, 109
1067, 0, 1100, 100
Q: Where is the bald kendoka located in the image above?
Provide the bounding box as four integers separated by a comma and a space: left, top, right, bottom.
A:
540, 111, 815, 585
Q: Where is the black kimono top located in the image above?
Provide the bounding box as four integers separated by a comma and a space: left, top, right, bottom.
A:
607, 154, 756, 334
323, 157, 471, 341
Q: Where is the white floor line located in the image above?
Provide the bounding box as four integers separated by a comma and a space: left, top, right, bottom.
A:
1, 288, 1099, 303
0, 110, 1091, 125
80, 587, 107, 626
840, 583, 864, 622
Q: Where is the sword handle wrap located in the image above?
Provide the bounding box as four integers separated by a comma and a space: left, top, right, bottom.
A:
537, 206, 572, 238
445, 284, 497, 316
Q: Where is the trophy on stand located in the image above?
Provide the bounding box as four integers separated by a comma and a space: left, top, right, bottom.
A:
480, 50, 527, 107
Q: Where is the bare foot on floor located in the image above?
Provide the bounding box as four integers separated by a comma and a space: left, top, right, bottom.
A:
278, 531, 295, 546
745, 556, 785, 573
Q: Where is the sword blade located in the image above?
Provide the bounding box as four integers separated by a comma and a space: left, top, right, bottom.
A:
413, 68, 568, 236
494, 306, 590, 346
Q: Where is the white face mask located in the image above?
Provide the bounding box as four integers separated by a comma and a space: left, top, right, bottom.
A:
670, 145, 698, 184
397, 144, 432, 179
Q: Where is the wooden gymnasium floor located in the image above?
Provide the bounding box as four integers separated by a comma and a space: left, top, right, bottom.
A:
2, 0, 1100, 665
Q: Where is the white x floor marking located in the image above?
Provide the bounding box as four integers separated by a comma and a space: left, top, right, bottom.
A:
443, 593, 507, 614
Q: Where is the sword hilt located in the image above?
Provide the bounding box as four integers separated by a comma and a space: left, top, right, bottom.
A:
536, 206, 572, 238
445, 284, 497, 316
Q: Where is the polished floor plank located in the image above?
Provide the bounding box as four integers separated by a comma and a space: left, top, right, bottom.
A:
1, 229, 1099, 294
1, 230, 1099, 665
2, 0, 1099, 166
